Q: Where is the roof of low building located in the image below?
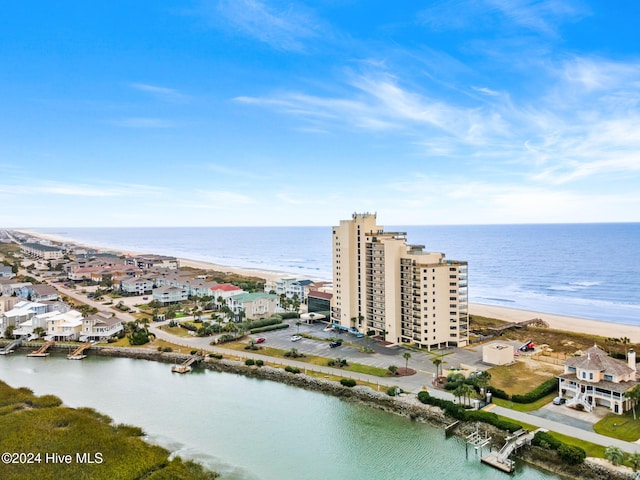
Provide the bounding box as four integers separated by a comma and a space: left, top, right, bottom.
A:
558, 373, 638, 394
211, 283, 242, 292
31, 285, 59, 296
229, 292, 278, 303
21, 242, 62, 252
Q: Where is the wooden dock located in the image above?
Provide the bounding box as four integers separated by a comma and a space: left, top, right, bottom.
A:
481, 429, 536, 473
67, 342, 92, 360
486, 318, 548, 333
0, 339, 22, 355
27, 341, 55, 357
171, 354, 203, 374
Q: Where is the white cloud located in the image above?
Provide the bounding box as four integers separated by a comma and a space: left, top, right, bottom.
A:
130, 83, 189, 102
206, 0, 323, 52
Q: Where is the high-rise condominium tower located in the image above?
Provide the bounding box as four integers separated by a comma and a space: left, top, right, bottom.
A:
331, 213, 468, 349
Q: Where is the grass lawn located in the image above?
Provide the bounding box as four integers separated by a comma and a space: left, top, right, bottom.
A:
492, 393, 557, 412
594, 411, 640, 442
488, 360, 559, 396
545, 430, 606, 459
221, 341, 391, 377
159, 325, 193, 337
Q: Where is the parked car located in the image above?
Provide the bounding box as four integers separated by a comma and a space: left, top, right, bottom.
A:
255, 337, 266, 344
552, 396, 566, 405
329, 341, 341, 348
290, 335, 302, 342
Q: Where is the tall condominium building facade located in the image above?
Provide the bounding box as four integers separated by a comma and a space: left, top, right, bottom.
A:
331, 213, 468, 349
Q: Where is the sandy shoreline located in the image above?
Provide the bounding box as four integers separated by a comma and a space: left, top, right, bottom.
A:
15, 229, 640, 342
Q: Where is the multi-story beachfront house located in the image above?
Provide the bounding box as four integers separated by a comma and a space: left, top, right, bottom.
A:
331, 213, 468, 349
19, 284, 60, 302
80, 312, 123, 341
45, 310, 84, 341
20, 242, 64, 260
1, 301, 49, 334
210, 283, 244, 307
558, 345, 638, 414
227, 292, 279, 320
120, 277, 156, 295
152, 286, 188, 304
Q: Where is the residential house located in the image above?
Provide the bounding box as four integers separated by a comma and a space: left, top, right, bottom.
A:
1, 281, 32, 297
19, 284, 60, 302
0, 265, 14, 278
152, 286, 188, 304
227, 292, 279, 320
1, 301, 49, 334
210, 284, 244, 307
120, 277, 155, 295
20, 242, 64, 260
558, 345, 638, 414
13, 310, 60, 339
287, 279, 313, 301
125, 254, 179, 270
45, 310, 84, 341
80, 312, 123, 341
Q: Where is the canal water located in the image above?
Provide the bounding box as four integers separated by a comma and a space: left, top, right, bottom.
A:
0, 354, 562, 480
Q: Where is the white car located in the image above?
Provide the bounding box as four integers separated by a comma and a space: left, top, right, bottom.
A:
290, 335, 302, 342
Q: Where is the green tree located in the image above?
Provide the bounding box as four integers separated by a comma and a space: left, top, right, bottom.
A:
403, 352, 412, 371
604, 446, 625, 466
624, 384, 640, 420
432, 357, 443, 379
4, 325, 16, 339
388, 365, 398, 376
629, 452, 640, 472
296, 321, 302, 334
459, 383, 476, 406
32, 326, 45, 339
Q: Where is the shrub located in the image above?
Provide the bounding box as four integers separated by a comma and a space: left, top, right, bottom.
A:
280, 312, 300, 319
217, 334, 239, 344
387, 386, 402, 396
340, 379, 356, 388
532, 431, 563, 450
208, 353, 223, 359
162, 347, 173, 352
245, 359, 255, 366
487, 385, 510, 400
558, 444, 586, 465
284, 366, 301, 374
255, 359, 264, 367
245, 317, 281, 330
511, 378, 558, 404
249, 323, 289, 334
388, 365, 398, 375
190, 349, 199, 355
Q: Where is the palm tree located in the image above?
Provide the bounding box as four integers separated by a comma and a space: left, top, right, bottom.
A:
403, 352, 411, 372
624, 384, 640, 420
296, 321, 302, 334
453, 385, 464, 404
432, 358, 443, 379
629, 452, 640, 472
460, 383, 476, 407
604, 446, 625, 466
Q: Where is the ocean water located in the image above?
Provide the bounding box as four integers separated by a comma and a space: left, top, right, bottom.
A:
31, 223, 640, 325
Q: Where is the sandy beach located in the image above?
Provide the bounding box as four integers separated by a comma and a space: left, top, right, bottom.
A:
15, 229, 640, 342
469, 303, 640, 343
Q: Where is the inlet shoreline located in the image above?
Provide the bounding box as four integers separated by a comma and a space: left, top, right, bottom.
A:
17, 228, 640, 342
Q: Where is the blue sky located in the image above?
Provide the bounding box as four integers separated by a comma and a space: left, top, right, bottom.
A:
1, 0, 639, 227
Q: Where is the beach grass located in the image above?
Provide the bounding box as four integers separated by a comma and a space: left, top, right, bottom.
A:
487, 361, 559, 396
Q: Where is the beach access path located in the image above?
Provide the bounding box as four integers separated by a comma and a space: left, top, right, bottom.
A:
148, 320, 640, 455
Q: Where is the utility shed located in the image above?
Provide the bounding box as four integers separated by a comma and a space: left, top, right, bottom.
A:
483, 343, 514, 365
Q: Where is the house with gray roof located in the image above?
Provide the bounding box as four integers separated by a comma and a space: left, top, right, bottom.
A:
558, 344, 638, 414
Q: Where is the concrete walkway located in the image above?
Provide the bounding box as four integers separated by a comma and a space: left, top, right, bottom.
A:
148, 320, 640, 455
